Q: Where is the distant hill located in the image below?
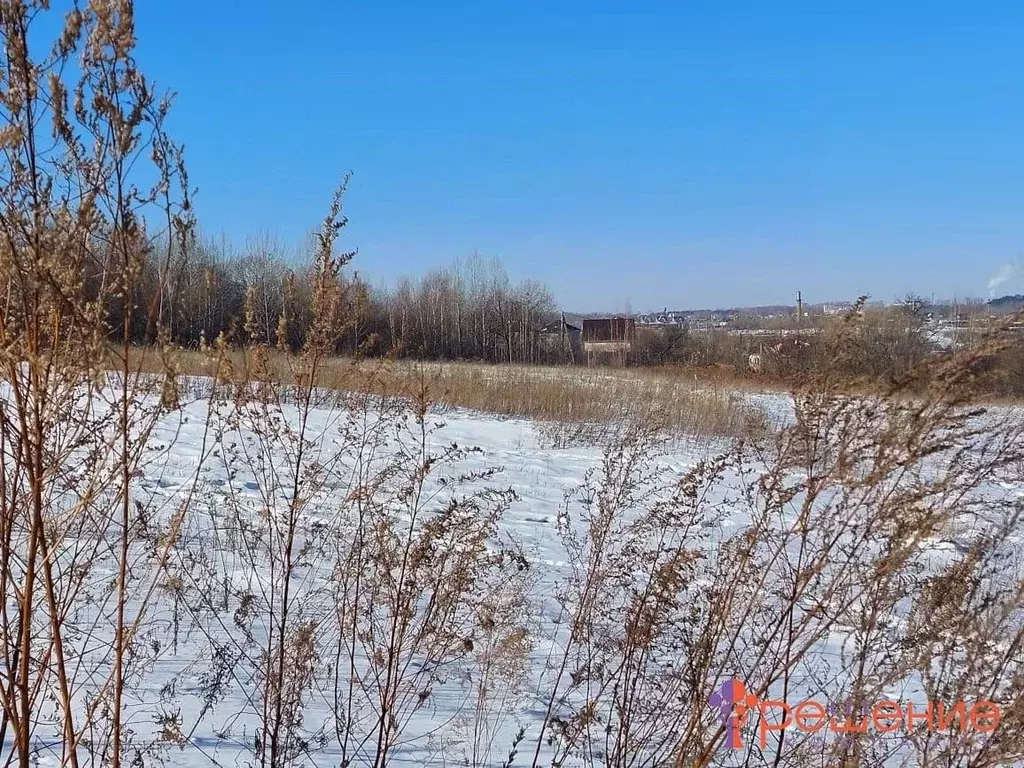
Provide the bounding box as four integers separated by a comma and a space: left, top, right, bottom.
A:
988, 294, 1024, 314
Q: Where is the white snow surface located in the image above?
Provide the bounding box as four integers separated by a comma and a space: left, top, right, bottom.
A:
129, 394, 733, 766
8, 379, 1024, 767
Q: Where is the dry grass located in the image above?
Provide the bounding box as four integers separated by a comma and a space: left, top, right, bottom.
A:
407, 362, 767, 439
130, 348, 769, 442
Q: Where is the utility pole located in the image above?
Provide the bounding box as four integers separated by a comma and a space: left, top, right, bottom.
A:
560, 311, 566, 363
952, 296, 959, 348
796, 291, 803, 351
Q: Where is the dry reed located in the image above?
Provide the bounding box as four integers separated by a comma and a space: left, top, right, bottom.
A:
131, 349, 768, 442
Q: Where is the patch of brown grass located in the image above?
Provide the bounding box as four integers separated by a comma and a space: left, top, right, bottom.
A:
131, 349, 768, 442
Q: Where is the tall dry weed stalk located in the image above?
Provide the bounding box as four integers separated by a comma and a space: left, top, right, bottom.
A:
0, 0, 198, 766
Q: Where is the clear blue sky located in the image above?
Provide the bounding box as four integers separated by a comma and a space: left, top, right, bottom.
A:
132, 1, 1024, 311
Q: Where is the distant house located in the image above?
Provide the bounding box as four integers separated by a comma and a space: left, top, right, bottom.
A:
638, 308, 688, 326
582, 317, 635, 366
823, 303, 856, 317
537, 314, 583, 363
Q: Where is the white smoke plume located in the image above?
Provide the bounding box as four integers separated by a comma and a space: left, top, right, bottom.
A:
988, 258, 1022, 298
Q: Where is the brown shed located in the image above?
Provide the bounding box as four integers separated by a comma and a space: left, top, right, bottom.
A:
582, 317, 635, 365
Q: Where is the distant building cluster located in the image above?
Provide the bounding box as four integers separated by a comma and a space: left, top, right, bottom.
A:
822, 303, 854, 316
552, 293, 1023, 368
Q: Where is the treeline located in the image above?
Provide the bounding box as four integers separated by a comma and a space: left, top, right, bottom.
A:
114, 229, 1024, 394
119, 235, 563, 363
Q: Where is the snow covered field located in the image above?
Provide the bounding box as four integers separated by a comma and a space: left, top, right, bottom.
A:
8, 376, 1024, 767
123, 391, 737, 766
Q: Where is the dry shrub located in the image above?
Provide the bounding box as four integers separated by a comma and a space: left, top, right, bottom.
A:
0, 1, 198, 766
